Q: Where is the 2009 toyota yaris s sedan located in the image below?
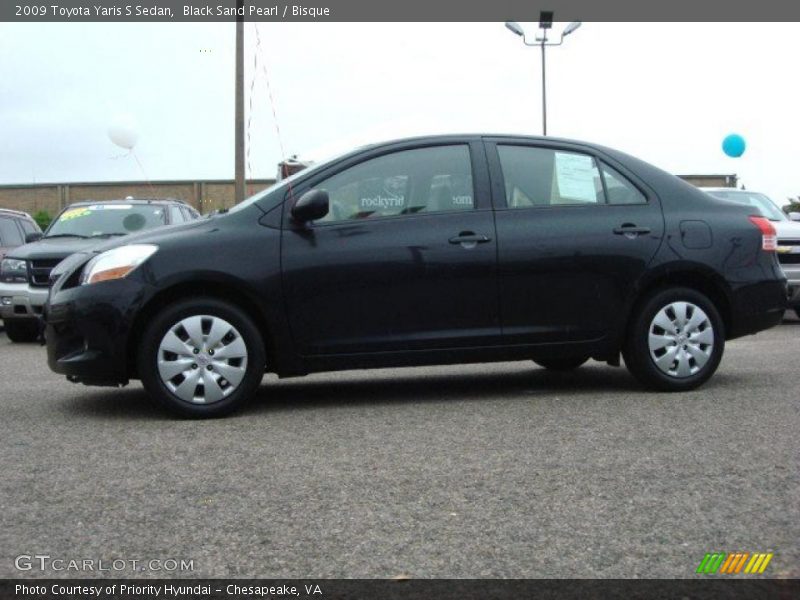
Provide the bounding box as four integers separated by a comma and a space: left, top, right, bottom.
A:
44, 135, 787, 417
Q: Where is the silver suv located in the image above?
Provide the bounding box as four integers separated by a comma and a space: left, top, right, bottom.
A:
0, 198, 199, 342
702, 188, 800, 318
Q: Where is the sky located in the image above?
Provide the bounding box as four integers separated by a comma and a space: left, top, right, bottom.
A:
1, 22, 798, 206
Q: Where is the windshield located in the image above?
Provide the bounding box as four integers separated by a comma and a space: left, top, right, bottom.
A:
706, 190, 786, 221
46, 204, 167, 237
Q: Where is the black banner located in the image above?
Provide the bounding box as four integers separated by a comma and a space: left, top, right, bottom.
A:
4, 0, 800, 22
3, 579, 800, 600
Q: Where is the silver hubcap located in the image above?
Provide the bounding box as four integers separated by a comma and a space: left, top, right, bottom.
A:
157, 315, 248, 404
647, 301, 714, 378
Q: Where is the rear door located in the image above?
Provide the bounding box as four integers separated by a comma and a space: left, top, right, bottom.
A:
486, 138, 664, 344
281, 139, 501, 355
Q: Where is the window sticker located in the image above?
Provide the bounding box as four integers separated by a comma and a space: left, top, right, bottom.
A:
58, 208, 92, 222
90, 204, 133, 210
358, 176, 408, 212
554, 152, 597, 203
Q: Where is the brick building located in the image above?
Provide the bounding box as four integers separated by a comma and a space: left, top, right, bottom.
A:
0, 171, 738, 219
678, 174, 738, 189
0, 178, 276, 217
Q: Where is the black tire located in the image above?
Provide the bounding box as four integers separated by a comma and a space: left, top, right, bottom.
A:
138, 297, 266, 418
533, 357, 589, 371
794, 307, 800, 320
4, 319, 39, 343
623, 287, 724, 392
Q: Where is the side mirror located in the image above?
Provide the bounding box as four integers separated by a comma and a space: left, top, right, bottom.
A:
25, 232, 43, 243
789, 212, 800, 222
291, 189, 329, 222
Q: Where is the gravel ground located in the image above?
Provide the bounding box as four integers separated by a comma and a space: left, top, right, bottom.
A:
1, 314, 797, 579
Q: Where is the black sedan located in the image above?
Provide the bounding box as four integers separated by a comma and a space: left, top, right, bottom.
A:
44, 135, 787, 417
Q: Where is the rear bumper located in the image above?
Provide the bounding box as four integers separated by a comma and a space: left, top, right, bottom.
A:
727, 278, 788, 339
0, 282, 49, 320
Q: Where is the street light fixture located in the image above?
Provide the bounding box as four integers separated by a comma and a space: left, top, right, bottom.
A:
505, 13, 582, 136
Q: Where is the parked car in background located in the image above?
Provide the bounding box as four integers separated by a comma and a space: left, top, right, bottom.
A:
0, 209, 42, 333
702, 188, 800, 318
0, 208, 41, 260
1, 198, 199, 342
44, 135, 787, 417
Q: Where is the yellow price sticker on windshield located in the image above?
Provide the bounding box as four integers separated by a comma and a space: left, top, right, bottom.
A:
59, 208, 91, 222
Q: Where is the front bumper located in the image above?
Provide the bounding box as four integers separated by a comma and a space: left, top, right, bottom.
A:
46, 277, 147, 386
0, 281, 49, 320
782, 265, 800, 306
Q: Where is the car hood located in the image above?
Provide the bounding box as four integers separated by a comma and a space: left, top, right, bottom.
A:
6, 236, 108, 261
83, 217, 221, 255
774, 220, 800, 239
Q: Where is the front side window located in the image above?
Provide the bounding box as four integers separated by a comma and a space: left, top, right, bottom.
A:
498, 146, 604, 208
313, 145, 474, 223
46, 204, 167, 238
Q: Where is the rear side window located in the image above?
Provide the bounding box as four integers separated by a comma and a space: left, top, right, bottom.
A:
600, 163, 647, 205
0, 217, 24, 246
181, 206, 199, 221
313, 145, 474, 223
497, 146, 604, 208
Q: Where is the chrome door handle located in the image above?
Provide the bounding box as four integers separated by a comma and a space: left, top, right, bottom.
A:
449, 232, 492, 245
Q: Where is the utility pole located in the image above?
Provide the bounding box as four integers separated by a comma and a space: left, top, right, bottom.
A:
234, 0, 245, 204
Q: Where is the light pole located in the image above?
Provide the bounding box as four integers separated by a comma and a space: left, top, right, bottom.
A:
505, 14, 581, 136
234, 0, 245, 205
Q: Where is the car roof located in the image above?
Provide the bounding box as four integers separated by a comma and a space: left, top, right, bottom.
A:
0, 208, 33, 219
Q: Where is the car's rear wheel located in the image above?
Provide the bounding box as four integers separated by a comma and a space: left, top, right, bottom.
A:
4, 319, 39, 343
533, 357, 589, 371
794, 307, 800, 320
623, 287, 724, 391
138, 298, 266, 418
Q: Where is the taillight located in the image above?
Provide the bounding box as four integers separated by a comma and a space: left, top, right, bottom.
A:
748, 216, 777, 251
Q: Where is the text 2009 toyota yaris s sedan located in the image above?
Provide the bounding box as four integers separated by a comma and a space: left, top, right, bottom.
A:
44, 135, 787, 417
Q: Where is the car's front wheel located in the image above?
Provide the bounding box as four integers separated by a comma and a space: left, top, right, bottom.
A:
138, 298, 266, 418
623, 287, 724, 391
4, 319, 39, 343
533, 357, 589, 371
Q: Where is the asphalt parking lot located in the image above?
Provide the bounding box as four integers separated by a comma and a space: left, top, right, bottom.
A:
1, 315, 798, 579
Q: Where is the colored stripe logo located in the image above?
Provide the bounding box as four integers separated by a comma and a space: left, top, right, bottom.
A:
696, 552, 773, 574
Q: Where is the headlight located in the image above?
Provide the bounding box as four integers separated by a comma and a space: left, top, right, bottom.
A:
0, 258, 29, 283
80, 244, 158, 285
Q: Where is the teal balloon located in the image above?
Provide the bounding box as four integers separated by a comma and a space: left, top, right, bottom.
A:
722, 134, 746, 157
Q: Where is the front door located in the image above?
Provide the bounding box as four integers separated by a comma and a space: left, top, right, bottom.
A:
281, 141, 501, 356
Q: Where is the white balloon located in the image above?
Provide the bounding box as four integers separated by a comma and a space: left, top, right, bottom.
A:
108, 116, 138, 150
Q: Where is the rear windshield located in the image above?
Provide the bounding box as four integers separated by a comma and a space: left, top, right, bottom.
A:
706, 191, 786, 222
46, 204, 167, 238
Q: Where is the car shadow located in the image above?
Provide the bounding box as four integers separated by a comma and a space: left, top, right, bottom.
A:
60, 387, 168, 421
61, 362, 747, 421
244, 363, 722, 416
